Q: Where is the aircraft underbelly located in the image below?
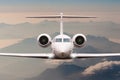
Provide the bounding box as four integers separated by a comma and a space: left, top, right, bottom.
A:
53, 50, 72, 59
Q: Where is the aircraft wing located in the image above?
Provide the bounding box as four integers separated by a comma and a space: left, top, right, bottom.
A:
71, 53, 120, 58
0, 53, 120, 59
0, 53, 54, 59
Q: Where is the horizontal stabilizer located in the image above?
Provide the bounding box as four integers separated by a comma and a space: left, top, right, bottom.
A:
26, 13, 96, 18
27, 16, 96, 18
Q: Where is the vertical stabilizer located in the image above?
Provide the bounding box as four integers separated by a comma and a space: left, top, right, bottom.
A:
60, 13, 63, 35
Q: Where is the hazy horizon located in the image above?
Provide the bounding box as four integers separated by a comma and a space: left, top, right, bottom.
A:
0, 0, 120, 24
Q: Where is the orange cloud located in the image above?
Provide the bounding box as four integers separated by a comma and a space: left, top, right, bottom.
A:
82, 61, 120, 75
0, 39, 22, 48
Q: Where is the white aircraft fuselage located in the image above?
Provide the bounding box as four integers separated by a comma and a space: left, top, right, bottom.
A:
51, 34, 74, 59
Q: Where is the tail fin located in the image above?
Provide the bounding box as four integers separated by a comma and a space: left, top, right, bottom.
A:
27, 13, 96, 35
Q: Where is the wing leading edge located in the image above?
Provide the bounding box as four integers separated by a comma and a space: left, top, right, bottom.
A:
0, 53, 120, 59
0, 53, 54, 59
71, 53, 120, 58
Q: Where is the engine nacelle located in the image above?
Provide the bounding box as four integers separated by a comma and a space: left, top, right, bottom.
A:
37, 34, 51, 47
72, 34, 87, 47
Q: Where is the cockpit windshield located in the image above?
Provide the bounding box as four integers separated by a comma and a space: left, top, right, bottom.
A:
55, 38, 70, 42
55, 38, 62, 42
63, 38, 70, 42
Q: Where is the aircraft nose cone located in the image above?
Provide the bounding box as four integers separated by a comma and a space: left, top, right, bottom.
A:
53, 42, 73, 58
60, 47, 68, 53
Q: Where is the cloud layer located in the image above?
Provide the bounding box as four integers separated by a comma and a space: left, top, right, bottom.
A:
82, 61, 120, 75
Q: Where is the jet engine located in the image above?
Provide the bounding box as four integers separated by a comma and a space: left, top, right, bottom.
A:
37, 34, 51, 47
72, 34, 87, 47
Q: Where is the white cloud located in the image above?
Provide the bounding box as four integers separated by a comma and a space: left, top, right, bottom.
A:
82, 61, 120, 75
45, 59, 73, 65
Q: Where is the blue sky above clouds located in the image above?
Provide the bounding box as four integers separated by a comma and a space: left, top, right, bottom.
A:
0, 0, 119, 24
0, 0, 120, 12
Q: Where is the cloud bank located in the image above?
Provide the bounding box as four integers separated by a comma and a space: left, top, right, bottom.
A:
82, 61, 120, 75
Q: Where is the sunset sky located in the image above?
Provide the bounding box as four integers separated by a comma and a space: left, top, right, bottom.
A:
0, 1, 120, 80
0, 0, 120, 48
0, 0, 119, 24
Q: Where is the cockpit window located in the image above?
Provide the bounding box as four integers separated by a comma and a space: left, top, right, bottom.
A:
56, 38, 62, 42
63, 38, 70, 42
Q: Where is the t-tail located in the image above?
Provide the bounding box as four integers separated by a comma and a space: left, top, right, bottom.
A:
26, 13, 96, 35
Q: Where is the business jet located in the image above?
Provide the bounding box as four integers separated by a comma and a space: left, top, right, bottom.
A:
0, 13, 120, 59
